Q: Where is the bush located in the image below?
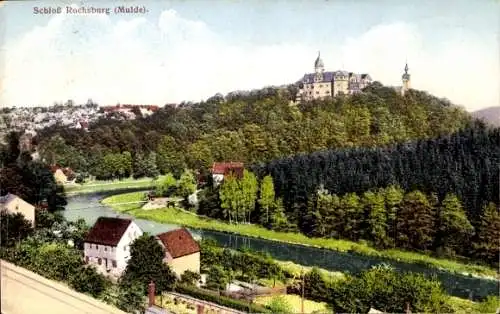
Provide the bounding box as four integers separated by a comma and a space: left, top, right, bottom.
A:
0, 211, 34, 247
329, 265, 453, 313
475, 296, 500, 314
175, 284, 269, 313
30, 242, 83, 281
267, 295, 294, 314
200, 241, 292, 282
115, 280, 146, 314
69, 265, 109, 297
179, 270, 201, 286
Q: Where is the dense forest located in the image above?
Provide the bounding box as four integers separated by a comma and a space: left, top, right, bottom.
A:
253, 122, 500, 224
32, 83, 471, 179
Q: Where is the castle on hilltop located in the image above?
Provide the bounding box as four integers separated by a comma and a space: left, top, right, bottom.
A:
295, 52, 411, 102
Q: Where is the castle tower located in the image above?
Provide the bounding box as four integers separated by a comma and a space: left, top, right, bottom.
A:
314, 51, 325, 81
401, 62, 411, 95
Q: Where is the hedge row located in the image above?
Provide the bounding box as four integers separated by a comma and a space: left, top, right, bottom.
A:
174, 284, 270, 313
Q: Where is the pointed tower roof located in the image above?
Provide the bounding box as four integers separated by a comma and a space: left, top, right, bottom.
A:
402, 62, 410, 80
314, 51, 324, 69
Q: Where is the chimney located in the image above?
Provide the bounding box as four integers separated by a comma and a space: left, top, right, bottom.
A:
197, 304, 204, 314
148, 281, 155, 307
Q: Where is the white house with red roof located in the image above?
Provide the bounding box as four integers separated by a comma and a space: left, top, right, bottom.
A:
211, 162, 244, 186
83, 217, 143, 278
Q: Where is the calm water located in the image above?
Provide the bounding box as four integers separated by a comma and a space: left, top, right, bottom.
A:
63, 189, 499, 300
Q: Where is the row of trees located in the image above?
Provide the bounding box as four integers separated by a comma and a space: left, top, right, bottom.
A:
33, 84, 472, 180
305, 187, 499, 265
200, 172, 499, 267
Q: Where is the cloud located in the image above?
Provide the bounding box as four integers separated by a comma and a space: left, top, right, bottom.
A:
1, 9, 498, 111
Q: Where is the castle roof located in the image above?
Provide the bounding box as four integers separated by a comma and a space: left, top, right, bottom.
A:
301, 71, 372, 84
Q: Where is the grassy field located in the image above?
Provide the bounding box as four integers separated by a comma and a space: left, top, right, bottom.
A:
255, 294, 329, 313
64, 176, 161, 194
100, 191, 147, 211
102, 192, 499, 279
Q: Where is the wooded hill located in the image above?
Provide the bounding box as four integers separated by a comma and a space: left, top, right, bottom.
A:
32, 82, 472, 179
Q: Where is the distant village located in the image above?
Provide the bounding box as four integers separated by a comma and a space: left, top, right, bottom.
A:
0, 102, 163, 142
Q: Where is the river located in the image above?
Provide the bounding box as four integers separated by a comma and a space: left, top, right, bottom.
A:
63, 189, 499, 301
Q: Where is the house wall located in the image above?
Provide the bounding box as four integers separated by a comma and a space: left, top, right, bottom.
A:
84, 221, 143, 277
168, 252, 201, 277
83, 242, 119, 276
53, 169, 67, 184
2, 198, 35, 227
115, 222, 143, 271
302, 82, 333, 100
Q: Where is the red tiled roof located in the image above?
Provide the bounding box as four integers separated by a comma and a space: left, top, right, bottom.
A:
84, 217, 132, 246
211, 162, 244, 175
50, 165, 60, 173
156, 228, 200, 259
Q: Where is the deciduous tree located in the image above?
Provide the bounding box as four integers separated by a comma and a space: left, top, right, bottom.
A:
122, 235, 177, 293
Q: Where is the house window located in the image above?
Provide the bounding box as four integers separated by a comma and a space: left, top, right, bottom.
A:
96, 245, 99, 250
124, 246, 127, 251
112, 260, 117, 268
89, 244, 92, 249
98, 258, 102, 265
104, 246, 107, 252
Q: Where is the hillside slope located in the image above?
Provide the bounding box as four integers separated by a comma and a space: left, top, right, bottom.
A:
472, 106, 500, 127
32, 83, 473, 179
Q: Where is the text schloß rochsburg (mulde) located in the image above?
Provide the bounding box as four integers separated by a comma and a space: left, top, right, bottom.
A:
33, 6, 148, 15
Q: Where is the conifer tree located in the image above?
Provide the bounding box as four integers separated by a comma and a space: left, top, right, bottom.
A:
341, 193, 363, 241
382, 185, 404, 247
396, 191, 436, 250
362, 191, 388, 248
472, 202, 500, 266
436, 194, 474, 256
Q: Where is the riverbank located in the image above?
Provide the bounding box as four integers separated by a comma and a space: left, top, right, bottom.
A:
102, 192, 498, 279
64, 177, 160, 195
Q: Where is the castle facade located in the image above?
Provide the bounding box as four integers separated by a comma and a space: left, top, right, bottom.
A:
295, 52, 411, 102
295, 52, 372, 102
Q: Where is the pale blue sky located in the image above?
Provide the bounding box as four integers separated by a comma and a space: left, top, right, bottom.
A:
0, 0, 498, 110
